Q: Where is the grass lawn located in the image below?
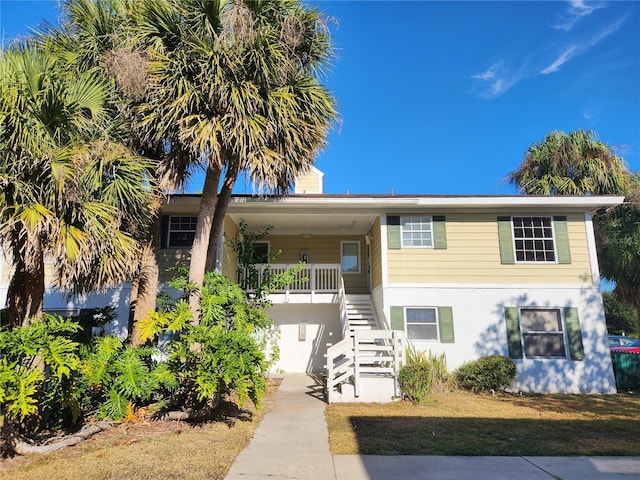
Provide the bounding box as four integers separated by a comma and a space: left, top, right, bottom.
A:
0, 379, 280, 480
326, 391, 640, 456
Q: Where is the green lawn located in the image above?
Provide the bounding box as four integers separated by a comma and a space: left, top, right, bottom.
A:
326, 391, 640, 456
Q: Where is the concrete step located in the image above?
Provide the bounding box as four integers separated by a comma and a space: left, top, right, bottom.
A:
348, 319, 376, 325
329, 375, 399, 403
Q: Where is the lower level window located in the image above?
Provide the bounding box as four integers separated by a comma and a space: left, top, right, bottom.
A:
405, 307, 438, 341
520, 308, 566, 358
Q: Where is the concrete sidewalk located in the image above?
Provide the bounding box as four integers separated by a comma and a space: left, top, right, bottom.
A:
225, 373, 640, 480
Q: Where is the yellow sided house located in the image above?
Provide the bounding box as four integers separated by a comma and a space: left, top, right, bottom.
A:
0, 168, 624, 401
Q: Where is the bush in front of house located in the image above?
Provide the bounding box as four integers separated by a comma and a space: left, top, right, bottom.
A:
398, 363, 434, 404
455, 355, 517, 393
398, 346, 448, 403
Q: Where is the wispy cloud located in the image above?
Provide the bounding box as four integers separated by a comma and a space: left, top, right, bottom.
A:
472, 64, 499, 81
471, 61, 528, 98
552, 0, 607, 32
471, 4, 628, 98
541, 15, 626, 74
541, 45, 579, 74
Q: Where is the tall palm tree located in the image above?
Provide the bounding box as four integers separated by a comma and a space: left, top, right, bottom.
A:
0, 40, 154, 327
596, 174, 640, 336
134, 0, 337, 319
52, 0, 193, 343
508, 129, 638, 334
507, 130, 629, 196
56, 0, 337, 331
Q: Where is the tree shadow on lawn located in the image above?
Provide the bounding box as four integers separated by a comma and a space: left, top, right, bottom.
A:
345, 415, 639, 456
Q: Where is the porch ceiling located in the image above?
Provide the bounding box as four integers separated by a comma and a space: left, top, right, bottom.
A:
226, 211, 377, 236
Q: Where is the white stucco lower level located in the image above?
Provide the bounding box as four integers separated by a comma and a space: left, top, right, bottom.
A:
267, 303, 341, 373
381, 283, 616, 394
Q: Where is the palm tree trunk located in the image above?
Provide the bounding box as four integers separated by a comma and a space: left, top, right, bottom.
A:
7, 234, 45, 328
188, 163, 222, 321
128, 215, 162, 345
205, 161, 240, 272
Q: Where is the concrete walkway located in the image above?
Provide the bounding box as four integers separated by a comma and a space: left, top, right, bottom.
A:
225, 373, 640, 480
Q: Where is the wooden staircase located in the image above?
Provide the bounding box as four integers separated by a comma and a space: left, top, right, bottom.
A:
326, 294, 406, 403
344, 294, 378, 334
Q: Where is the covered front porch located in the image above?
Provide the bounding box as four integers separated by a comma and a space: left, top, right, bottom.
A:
224, 195, 384, 298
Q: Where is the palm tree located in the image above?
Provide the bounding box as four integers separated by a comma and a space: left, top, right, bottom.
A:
596, 174, 640, 336
0, 40, 154, 327
56, 0, 337, 331
133, 0, 337, 319
507, 130, 629, 195
508, 129, 638, 335
51, 0, 194, 344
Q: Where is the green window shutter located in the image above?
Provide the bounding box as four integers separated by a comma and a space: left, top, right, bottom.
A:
387, 215, 401, 250
390, 306, 404, 330
564, 307, 584, 361
497, 217, 515, 264
553, 216, 572, 264
504, 307, 523, 359
438, 306, 455, 343
160, 215, 170, 249
433, 216, 447, 250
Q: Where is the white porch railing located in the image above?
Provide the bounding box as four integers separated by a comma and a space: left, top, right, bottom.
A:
250, 263, 341, 293
325, 329, 406, 403
353, 330, 405, 398
326, 337, 354, 404
337, 276, 349, 339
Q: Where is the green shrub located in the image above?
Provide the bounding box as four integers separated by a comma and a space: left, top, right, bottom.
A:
398, 363, 434, 404
139, 271, 269, 410
398, 347, 449, 403
455, 355, 517, 393
0, 315, 82, 435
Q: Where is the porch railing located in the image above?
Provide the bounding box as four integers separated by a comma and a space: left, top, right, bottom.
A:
337, 276, 349, 339
325, 329, 406, 403
325, 336, 354, 404
250, 263, 341, 293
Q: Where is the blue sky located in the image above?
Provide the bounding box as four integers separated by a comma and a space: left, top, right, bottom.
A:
2, 0, 639, 195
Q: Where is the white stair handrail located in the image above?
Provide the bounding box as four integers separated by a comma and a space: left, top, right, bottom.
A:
337, 276, 349, 338
325, 336, 355, 403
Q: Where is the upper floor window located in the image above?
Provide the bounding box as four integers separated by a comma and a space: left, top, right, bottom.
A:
401, 216, 433, 248
512, 216, 556, 263
341, 241, 360, 273
168, 216, 197, 248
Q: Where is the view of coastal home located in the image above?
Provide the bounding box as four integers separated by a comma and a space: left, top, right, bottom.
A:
1, 167, 624, 401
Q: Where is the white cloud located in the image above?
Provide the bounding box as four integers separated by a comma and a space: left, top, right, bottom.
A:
552, 0, 607, 31
541, 45, 578, 74
471, 61, 528, 98
541, 16, 626, 75
472, 64, 499, 80
470, 3, 627, 98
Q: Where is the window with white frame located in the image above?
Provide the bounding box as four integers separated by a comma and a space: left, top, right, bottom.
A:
168, 216, 198, 247
341, 241, 360, 273
401, 216, 433, 247
405, 307, 438, 341
520, 308, 566, 358
512, 216, 556, 263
